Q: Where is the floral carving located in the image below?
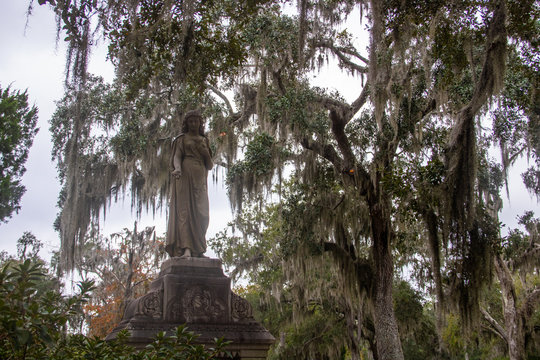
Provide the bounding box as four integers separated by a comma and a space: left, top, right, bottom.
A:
141, 290, 163, 319
231, 292, 253, 321
182, 285, 226, 322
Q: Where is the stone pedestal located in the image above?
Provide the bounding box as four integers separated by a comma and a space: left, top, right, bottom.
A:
106, 257, 274, 359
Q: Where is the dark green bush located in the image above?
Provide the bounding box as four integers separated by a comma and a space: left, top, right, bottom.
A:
0, 259, 229, 360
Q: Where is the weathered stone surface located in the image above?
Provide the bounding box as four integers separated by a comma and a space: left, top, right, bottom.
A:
106, 257, 274, 359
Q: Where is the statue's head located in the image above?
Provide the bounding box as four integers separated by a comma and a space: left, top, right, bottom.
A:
182, 109, 205, 135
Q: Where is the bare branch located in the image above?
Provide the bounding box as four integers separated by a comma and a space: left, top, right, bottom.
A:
330, 109, 356, 169
313, 93, 351, 113
314, 40, 369, 72
300, 137, 344, 170
337, 46, 369, 65
329, 108, 372, 194
313, 84, 369, 123
208, 84, 234, 115
350, 84, 370, 118
480, 307, 509, 343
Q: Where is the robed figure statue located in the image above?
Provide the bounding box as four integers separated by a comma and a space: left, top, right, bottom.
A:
165, 110, 213, 258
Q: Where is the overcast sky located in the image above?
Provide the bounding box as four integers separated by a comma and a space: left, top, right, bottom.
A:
1, 1, 538, 262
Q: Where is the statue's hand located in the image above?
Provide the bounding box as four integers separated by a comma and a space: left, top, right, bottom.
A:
195, 139, 209, 157
172, 169, 182, 178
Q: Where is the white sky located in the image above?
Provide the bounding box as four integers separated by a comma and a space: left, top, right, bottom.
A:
0, 1, 538, 262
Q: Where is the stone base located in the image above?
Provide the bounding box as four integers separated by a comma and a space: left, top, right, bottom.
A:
106, 257, 274, 359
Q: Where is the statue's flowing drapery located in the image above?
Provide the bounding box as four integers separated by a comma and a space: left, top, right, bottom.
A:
165, 135, 210, 257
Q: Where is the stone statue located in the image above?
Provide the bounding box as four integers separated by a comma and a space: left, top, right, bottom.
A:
165, 110, 213, 258
108, 114, 275, 354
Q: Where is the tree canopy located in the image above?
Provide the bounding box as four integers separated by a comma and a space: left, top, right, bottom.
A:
34, 0, 539, 358
0, 85, 38, 223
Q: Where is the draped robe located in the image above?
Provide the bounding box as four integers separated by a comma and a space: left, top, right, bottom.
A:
165, 134, 210, 257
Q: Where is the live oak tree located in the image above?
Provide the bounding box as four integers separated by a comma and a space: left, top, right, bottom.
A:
0, 85, 38, 223
214, 1, 533, 359
35, 0, 538, 358
210, 194, 440, 360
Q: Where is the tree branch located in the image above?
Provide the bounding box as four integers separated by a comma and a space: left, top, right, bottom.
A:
330, 108, 356, 170
314, 40, 369, 72
350, 84, 370, 118
208, 84, 234, 115
313, 93, 350, 114
274, 71, 286, 95
300, 137, 343, 170
337, 46, 369, 65
421, 98, 437, 120
480, 307, 509, 343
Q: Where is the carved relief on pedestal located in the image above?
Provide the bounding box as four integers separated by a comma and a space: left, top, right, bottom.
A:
231, 292, 253, 321
106, 260, 275, 354
140, 289, 163, 319
182, 285, 227, 323
121, 286, 164, 321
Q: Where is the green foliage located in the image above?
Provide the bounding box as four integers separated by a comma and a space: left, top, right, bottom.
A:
268, 302, 349, 360
393, 281, 439, 360
0, 258, 93, 360
0, 256, 229, 360
210, 201, 284, 287
227, 133, 276, 180
0, 85, 38, 223
97, 0, 272, 96
50, 326, 229, 360
506, 0, 540, 46
109, 117, 150, 160
49, 75, 119, 180
267, 86, 330, 137
141, 326, 230, 360
241, 8, 302, 77
226, 132, 286, 209
442, 313, 509, 360
491, 47, 540, 197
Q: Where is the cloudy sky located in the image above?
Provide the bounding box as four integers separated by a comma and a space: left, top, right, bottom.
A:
1, 1, 538, 261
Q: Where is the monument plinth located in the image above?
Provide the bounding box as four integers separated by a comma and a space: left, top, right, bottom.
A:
106, 257, 274, 359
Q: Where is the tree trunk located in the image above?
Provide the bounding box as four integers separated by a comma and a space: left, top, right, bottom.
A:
370, 199, 404, 360
494, 255, 526, 360
422, 208, 446, 355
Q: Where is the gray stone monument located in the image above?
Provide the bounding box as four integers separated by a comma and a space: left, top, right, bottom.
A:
107, 111, 274, 358
106, 257, 275, 359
